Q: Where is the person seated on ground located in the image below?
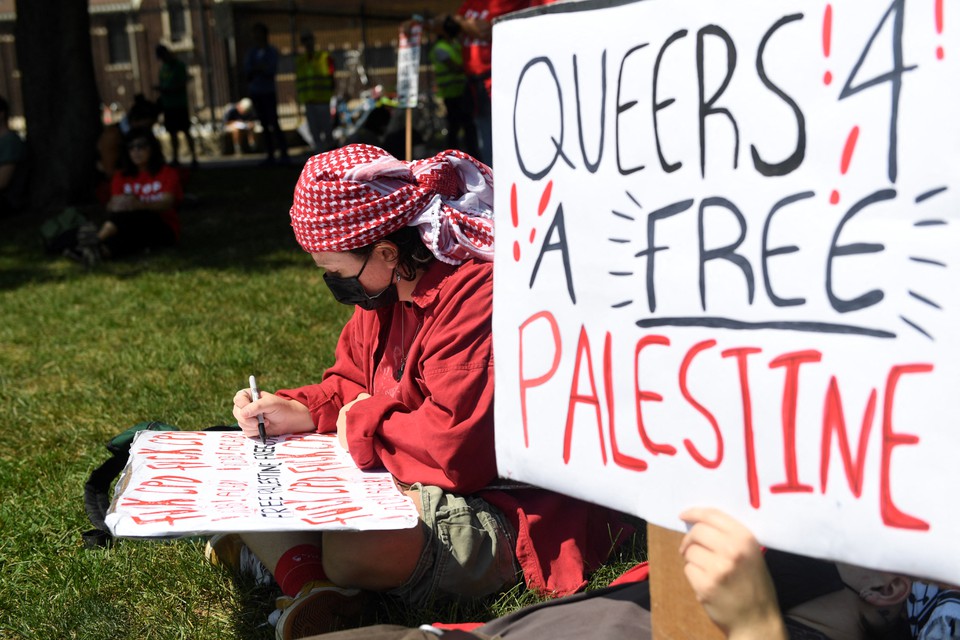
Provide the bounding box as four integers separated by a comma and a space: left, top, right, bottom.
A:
96, 94, 160, 205
219, 144, 628, 640
70, 127, 182, 266
304, 507, 935, 640
0, 94, 27, 217
223, 97, 257, 155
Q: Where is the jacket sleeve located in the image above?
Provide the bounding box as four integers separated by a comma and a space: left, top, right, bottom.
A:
346, 267, 498, 495
275, 309, 370, 433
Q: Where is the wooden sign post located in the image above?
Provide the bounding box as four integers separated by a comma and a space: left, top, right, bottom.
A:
649, 523, 725, 640
396, 21, 422, 161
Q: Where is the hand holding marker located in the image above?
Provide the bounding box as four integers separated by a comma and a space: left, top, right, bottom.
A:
249, 375, 267, 445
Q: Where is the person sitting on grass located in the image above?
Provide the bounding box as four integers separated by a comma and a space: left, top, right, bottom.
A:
68, 127, 182, 267
216, 144, 628, 640
302, 507, 943, 640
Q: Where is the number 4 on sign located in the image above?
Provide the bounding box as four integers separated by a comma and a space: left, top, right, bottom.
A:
838, 0, 916, 183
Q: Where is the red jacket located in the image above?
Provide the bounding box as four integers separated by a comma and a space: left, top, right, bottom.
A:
278, 258, 627, 596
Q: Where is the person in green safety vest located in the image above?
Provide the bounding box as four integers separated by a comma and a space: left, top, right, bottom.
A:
429, 18, 479, 158
296, 30, 337, 152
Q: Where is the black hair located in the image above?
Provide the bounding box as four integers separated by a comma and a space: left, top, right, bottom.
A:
120, 127, 166, 176
441, 15, 462, 38
859, 612, 912, 640
252, 22, 269, 38
349, 226, 435, 280
127, 95, 160, 124
0, 95, 8, 119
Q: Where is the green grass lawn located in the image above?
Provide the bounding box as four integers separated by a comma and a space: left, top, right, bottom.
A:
0, 161, 643, 639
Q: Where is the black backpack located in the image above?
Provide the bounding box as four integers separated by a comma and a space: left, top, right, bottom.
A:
82, 421, 241, 548
82, 421, 180, 548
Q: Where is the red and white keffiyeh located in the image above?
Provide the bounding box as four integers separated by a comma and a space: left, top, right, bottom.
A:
289, 144, 494, 264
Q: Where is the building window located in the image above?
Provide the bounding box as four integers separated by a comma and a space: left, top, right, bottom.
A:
168, 0, 187, 42
106, 16, 131, 64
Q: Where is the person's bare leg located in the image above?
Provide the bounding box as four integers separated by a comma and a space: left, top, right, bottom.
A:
170, 132, 181, 165
238, 489, 424, 591
240, 531, 323, 573
322, 489, 425, 590
186, 131, 198, 164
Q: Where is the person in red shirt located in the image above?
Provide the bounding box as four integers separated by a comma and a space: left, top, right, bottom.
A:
223, 144, 627, 639
69, 127, 182, 267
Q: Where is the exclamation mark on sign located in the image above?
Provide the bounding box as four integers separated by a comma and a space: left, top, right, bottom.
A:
534, 180, 553, 248
936, 0, 945, 60
830, 126, 859, 205
511, 183, 521, 261
823, 4, 833, 85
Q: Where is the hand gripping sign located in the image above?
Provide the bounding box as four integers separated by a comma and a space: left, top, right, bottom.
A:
491, 0, 959, 586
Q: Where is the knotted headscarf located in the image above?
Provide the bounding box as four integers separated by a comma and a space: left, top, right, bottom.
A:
289, 144, 494, 264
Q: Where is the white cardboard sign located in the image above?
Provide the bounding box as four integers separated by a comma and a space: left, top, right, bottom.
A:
491, 0, 959, 584
106, 431, 419, 538
397, 23, 422, 109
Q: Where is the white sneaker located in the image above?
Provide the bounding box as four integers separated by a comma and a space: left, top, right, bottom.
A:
204, 533, 275, 587
273, 582, 363, 640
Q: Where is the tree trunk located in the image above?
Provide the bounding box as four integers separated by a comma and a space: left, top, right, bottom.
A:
15, 0, 101, 212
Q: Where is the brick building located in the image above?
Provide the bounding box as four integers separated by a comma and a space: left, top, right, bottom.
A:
0, 0, 459, 133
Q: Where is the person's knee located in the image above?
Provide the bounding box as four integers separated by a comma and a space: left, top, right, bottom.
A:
322, 527, 425, 590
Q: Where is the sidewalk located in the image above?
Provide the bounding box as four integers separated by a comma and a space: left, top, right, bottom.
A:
191, 145, 314, 170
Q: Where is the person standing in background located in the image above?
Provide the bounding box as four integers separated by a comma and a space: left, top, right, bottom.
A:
295, 30, 337, 152
244, 23, 290, 165
428, 16, 478, 158
431, 0, 534, 166
155, 44, 199, 170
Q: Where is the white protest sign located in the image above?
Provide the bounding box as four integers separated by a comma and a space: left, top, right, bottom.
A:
105, 431, 418, 538
397, 23, 422, 109
491, 0, 959, 584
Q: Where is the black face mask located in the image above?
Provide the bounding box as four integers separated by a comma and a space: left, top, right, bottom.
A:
323, 253, 398, 310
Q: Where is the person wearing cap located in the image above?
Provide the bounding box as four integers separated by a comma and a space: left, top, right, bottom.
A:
224, 144, 628, 639
295, 30, 336, 152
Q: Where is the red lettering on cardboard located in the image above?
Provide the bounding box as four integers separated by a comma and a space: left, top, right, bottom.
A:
721, 347, 763, 508
880, 364, 932, 531
769, 350, 821, 494
634, 335, 676, 456
605, 331, 648, 471
820, 377, 876, 497
562, 326, 607, 464
679, 339, 724, 469
519, 311, 562, 448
